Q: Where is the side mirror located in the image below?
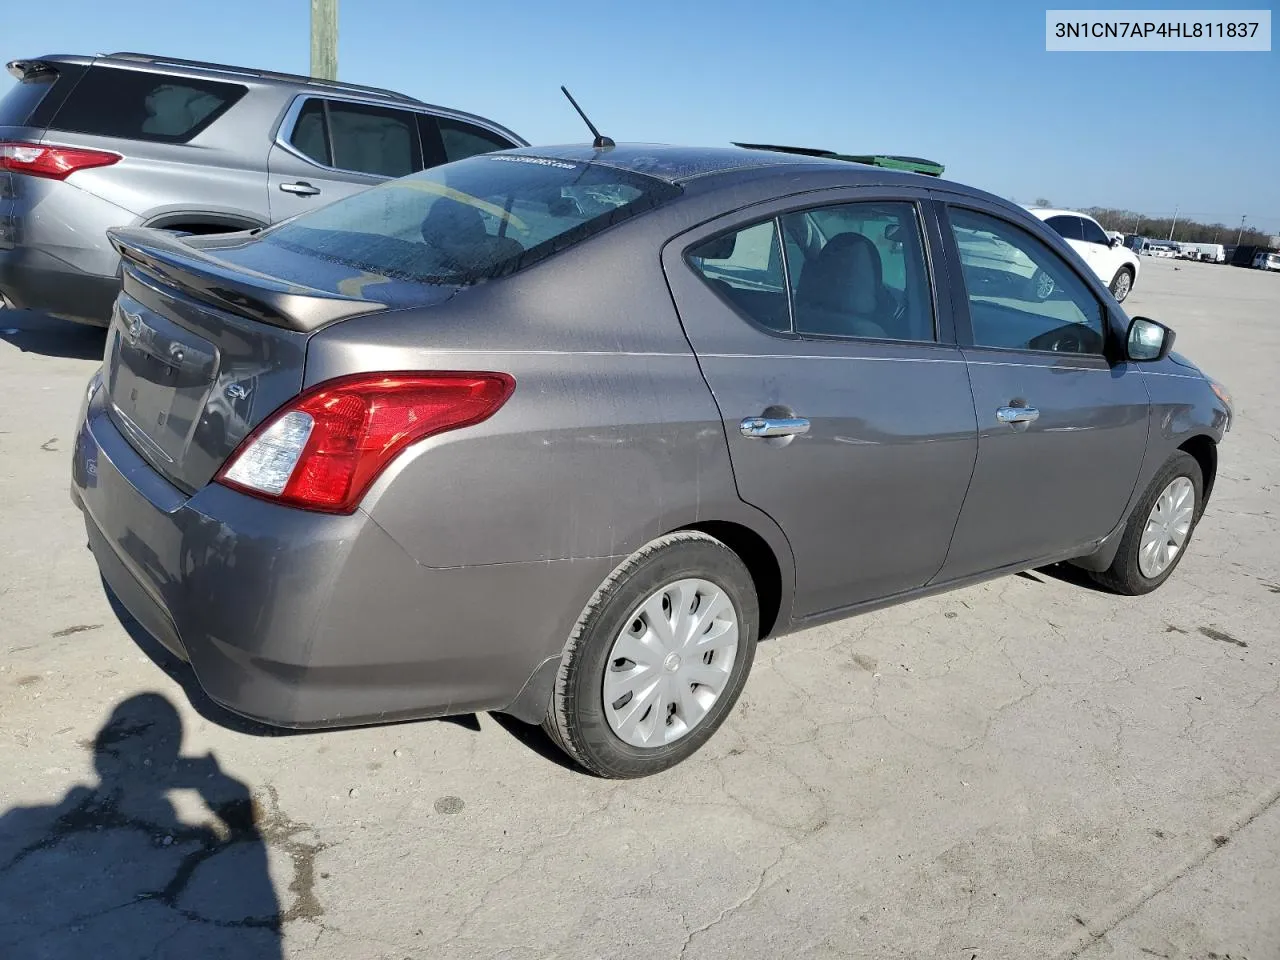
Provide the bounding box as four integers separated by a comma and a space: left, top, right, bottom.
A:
1126, 317, 1175, 362
1109, 235, 1123, 248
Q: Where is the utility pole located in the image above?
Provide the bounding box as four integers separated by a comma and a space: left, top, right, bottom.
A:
1167, 205, 1179, 242
1236, 215, 1247, 245
311, 0, 338, 81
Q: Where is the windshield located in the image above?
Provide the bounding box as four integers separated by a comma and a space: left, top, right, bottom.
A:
260, 154, 682, 286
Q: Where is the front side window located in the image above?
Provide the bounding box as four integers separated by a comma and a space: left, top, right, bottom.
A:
260, 153, 681, 285
949, 207, 1105, 355
325, 101, 420, 178
49, 67, 245, 143
783, 202, 935, 342
1080, 218, 1110, 246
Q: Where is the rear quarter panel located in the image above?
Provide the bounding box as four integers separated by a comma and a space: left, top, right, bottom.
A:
303, 219, 796, 589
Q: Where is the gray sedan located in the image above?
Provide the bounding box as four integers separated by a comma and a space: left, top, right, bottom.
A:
70, 144, 1232, 777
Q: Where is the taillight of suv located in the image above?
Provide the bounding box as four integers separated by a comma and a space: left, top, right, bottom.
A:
0, 141, 122, 180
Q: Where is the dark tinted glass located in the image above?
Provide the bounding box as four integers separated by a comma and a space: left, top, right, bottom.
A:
50, 67, 245, 142
289, 99, 330, 165
261, 153, 681, 285
0, 74, 56, 126
1044, 215, 1083, 241
1080, 218, 1110, 245
689, 220, 790, 332
782, 202, 935, 341
326, 101, 420, 177
437, 117, 515, 162
949, 207, 1104, 354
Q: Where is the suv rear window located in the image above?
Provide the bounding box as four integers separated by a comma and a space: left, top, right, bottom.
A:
260, 154, 682, 285
48, 66, 246, 143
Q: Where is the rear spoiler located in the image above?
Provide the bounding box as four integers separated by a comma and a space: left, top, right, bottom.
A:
734, 142, 945, 177
108, 227, 386, 333
6, 59, 59, 81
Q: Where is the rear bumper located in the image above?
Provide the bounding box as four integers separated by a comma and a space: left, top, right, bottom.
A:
0, 246, 119, 326
71, 381, 609, 728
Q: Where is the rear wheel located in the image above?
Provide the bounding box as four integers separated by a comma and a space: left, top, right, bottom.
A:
1091, 451, 1203, 595
1110, 266, 1134, 302
544, 532, 758, 778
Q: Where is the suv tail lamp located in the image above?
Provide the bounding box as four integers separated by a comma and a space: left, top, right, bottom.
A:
216, 372, 515, 514
0, 141, 122, 180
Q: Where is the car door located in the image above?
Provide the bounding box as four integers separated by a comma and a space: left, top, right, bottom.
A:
267, 96, 422, 221
933, 199, 1149, 580
663, 190, 978, 618
1078, 215, 1119, 282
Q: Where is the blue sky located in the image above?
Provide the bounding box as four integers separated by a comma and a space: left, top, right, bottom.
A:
4, 0, 1278, 231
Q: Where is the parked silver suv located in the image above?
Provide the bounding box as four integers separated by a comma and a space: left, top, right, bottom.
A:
0, 52, 524, 325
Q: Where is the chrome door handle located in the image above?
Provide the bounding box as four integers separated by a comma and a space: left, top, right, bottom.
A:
996, 406, 1040, 424
279, 181, 321, 196
740, 416, 810, 439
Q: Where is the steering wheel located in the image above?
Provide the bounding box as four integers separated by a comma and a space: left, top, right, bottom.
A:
1048, 332, 1082, 353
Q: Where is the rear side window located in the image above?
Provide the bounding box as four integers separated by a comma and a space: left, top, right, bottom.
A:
0, 73, 56, 126
1044, 215, 1083, 241
49, 67, 245, 143
436, 117, 515, 162
289, 99, 330, 165
260, 153, 681, 285
325, 101, 421, 178
688, 222, 789, 332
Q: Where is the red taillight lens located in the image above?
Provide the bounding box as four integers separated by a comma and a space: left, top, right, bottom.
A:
0, 141, 122, 180
216, 371, 515, 514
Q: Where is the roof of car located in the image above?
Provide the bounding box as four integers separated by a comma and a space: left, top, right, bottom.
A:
509, 143, 956, 187
1026, 207, 1102, 223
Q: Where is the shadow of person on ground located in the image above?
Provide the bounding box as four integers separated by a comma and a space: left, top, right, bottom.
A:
0, 307, 107, 362
0, 693, 283, 958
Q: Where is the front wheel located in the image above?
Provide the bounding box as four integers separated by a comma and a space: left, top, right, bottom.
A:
1091, 451, 1204, 595
1109, 267, 1134, 302
543, 532, 758, 778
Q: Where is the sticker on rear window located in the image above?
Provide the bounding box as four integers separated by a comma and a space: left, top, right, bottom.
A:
488, 155, 578, 170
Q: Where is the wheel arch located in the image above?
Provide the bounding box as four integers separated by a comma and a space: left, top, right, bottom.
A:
141, 211, 267, 234
680, 520, 784, 640
1178, 433, 1218, 514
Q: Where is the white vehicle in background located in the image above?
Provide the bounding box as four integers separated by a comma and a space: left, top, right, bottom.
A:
1254, 251, 1280, 271
1027, 208, 1142, 302
1141, 240, 1179, 258
1179, 242, 1226, 263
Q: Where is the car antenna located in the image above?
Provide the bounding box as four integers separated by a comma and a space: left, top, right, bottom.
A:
561, 86, 615, 149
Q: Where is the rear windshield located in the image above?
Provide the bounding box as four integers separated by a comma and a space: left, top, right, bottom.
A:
0, 73, 56, 126
259, 153, 682, 286
48, 66, 246, 143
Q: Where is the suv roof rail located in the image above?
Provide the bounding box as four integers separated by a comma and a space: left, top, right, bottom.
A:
103, 51, 424, 106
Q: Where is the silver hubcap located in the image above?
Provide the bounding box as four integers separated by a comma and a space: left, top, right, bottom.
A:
603, 578, 739, 748
1035, 272, 1055, 299
1139, 476, 1195, 578
1114, 271, 1131, 300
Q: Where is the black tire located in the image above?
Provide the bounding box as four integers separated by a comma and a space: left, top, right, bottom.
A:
1109, 266, 1135, 302
1090, 451, 1204, 596
543, 531, 759, 778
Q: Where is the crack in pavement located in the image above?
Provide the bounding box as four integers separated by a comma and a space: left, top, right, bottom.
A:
1053, 780, 1280, 959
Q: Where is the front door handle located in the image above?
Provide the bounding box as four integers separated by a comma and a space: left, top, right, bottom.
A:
740, 416, 810, 439
279, 181, 321, 196
996, 406, 1040, 424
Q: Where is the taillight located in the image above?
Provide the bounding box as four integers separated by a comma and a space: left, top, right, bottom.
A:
216, 372, 515, 514
0, 141, 122, 181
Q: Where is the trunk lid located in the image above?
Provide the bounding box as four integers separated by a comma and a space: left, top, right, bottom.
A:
103, 227, 392, 493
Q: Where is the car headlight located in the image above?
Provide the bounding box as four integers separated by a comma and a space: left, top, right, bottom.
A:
1209, 378, 1233, 430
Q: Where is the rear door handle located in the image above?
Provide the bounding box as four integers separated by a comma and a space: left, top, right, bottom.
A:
740, 416, 810, 439
996, 406, 1040, 424
279, 181, 321, 196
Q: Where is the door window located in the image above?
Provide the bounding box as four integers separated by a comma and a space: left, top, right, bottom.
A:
1080, 218, 1110, 246
324, 101, 421, 178
288, 99, 331, 165
436, 117, 516, 162
1044, 215, 1083, 241
688, 221, 790, 332
949, 207, 1105, 355
782, 202, 935, 342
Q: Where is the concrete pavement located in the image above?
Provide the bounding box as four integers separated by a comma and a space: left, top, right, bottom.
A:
1, 257, 1277, 959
